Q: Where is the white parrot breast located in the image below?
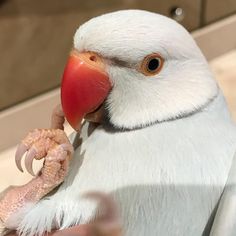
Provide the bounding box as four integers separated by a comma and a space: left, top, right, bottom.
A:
20, 94, 236, 236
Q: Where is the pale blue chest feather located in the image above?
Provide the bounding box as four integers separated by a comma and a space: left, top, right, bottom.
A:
21, 94, 236, 236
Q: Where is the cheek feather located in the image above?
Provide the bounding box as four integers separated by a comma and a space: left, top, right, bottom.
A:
73, 10, 218, 130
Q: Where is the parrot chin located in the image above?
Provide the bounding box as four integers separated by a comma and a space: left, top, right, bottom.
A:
61, 50, 112, 131
84, 103, 105, 123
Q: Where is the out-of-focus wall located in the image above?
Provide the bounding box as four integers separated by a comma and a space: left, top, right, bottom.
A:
0, 0, 236, 110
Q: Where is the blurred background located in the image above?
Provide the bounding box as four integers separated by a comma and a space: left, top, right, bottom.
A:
0, 0, 236, 111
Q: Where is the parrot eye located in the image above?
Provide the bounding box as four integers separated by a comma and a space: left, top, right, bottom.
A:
140, 53, 164, 76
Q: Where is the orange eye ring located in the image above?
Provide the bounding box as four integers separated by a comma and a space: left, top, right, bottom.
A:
140, 53, 164, 76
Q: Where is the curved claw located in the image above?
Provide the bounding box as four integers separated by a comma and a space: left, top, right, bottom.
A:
25, 148, 37, 176
15, 143, 28, 172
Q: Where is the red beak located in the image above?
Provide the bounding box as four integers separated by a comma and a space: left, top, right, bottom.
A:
61, 51, 112, 131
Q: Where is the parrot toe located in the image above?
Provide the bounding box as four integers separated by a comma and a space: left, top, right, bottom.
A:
14, 129, 73, 176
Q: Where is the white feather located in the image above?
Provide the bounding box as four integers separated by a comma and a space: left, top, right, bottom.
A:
16, 10, 236, 236
74, 10, 217, 129
18, 93, 236, 236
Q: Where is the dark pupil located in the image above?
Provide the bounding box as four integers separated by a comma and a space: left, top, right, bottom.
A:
147, 58, 160, 71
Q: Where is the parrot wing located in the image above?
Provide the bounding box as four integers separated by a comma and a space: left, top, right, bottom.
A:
210, 152, 236, 236
69, 124, 236, 236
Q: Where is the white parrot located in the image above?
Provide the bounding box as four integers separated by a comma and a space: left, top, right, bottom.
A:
1, 10, 236, 236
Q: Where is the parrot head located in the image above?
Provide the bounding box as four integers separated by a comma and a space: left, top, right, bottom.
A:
61, 10, 218, 131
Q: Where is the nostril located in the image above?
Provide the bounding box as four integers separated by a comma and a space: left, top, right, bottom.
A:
89, 55, 97, 62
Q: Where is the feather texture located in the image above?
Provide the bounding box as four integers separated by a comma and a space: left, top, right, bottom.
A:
74, 10, 217, 129
16, 10, 236, 236
18, 93, 236, 236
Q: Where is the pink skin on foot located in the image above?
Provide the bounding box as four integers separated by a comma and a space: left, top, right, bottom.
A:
0, 105, 123, 235
51, 104, 65, 130
0, 126, 73, 228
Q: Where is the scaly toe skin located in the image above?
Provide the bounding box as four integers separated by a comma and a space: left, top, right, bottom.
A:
14, 129, 73, 176
40, 144, 72, 186
60, 143, 74, 155
0, 130, 73, 229
51, 104, 65, 130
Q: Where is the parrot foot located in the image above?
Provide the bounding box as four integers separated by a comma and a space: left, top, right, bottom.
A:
15, 128, 73, 176
0, 129, 73, 230
50, 104, 65, 130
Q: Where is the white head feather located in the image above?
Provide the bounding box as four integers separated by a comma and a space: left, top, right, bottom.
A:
16, 11, 236, 236
74, 9, 218, 129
